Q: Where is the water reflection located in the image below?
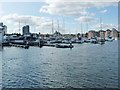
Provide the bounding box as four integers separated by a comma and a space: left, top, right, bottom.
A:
0, 44, 3, 51
0, 48, 2, 89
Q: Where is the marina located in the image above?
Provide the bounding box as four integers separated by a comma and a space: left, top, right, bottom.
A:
1, 27, 119, 49
0, 20, 120, 49
0, 17, 119, 89
0, 2, 119, 89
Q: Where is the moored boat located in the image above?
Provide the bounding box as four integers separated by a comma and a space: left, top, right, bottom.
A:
55, 43, 73, 48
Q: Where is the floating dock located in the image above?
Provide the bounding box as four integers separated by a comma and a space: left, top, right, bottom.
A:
9, 43, 29, 49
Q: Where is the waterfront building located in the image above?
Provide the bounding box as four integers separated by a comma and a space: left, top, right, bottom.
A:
0, 22, 7, 35
2, 25, 7, 35
0, 26, 4, 44
0, 22, 7, 44
22, 25, 30, 35
118, 32, 120, 40
88, 30, 97, 39
99, 30, 105, 39
111, 28, 118, 40
105, 29, 112, 39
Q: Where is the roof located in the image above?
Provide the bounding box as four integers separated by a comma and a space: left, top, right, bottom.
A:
99, 30, 105, 32
106, 29, 111, 31
88, 30, 96, 32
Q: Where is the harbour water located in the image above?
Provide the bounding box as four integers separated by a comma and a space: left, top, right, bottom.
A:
1, 41, 118, 88
0, 46, 2, 89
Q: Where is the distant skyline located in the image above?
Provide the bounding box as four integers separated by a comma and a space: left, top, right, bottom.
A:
0, 1, 118, 34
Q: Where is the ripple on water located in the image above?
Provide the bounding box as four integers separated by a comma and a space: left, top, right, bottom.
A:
2, 41, 118, 88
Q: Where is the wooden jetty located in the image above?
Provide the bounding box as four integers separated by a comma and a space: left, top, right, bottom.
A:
9, 43, 29, 49
44, 43, 55, 47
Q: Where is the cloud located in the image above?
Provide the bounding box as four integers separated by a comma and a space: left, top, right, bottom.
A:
95, 23, 118, 30
43, 0, 119, 2
75, 16, 97, 23
0, 13, 65, 34
1, 13, 50, 25
0, 0, 119, 2
0, 3, 3, 15
100, 9, 107, 13
40, 2, 88, 16
40, 0, 117, 17
0, 13, 117, 34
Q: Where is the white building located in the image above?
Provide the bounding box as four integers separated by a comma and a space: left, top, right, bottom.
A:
0, 26, 3, 44
22, 25, 30, 35
0, 22, 7, 35
105, 29, 112, 39
99, 30, 105, 39
3, 25, 7, 35
0, 22, 7, 44
111, 28, 118, 40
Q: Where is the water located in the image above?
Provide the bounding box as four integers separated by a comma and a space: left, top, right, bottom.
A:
0, 46, 2, 89
1, 41, 118, 88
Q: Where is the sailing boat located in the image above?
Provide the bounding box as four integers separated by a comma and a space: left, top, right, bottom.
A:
74, 23, 84, 44
99, 17, 105, 45
49, 19, 63, 43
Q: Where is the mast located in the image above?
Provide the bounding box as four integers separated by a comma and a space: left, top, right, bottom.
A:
100, 17, 104, 40
86, 23, 88, 33
81, 23, 83, 36
75, 23, 77, 34
52, 19, 54, 34
18, 21, 20, 34
25, 21, 27, 26
86, 6, 89, 35
100, 17, 102, 30
62, 18, 65, 34
57, 19, 59, 32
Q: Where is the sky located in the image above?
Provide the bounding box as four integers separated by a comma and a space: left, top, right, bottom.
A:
0, 0, 119, 34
